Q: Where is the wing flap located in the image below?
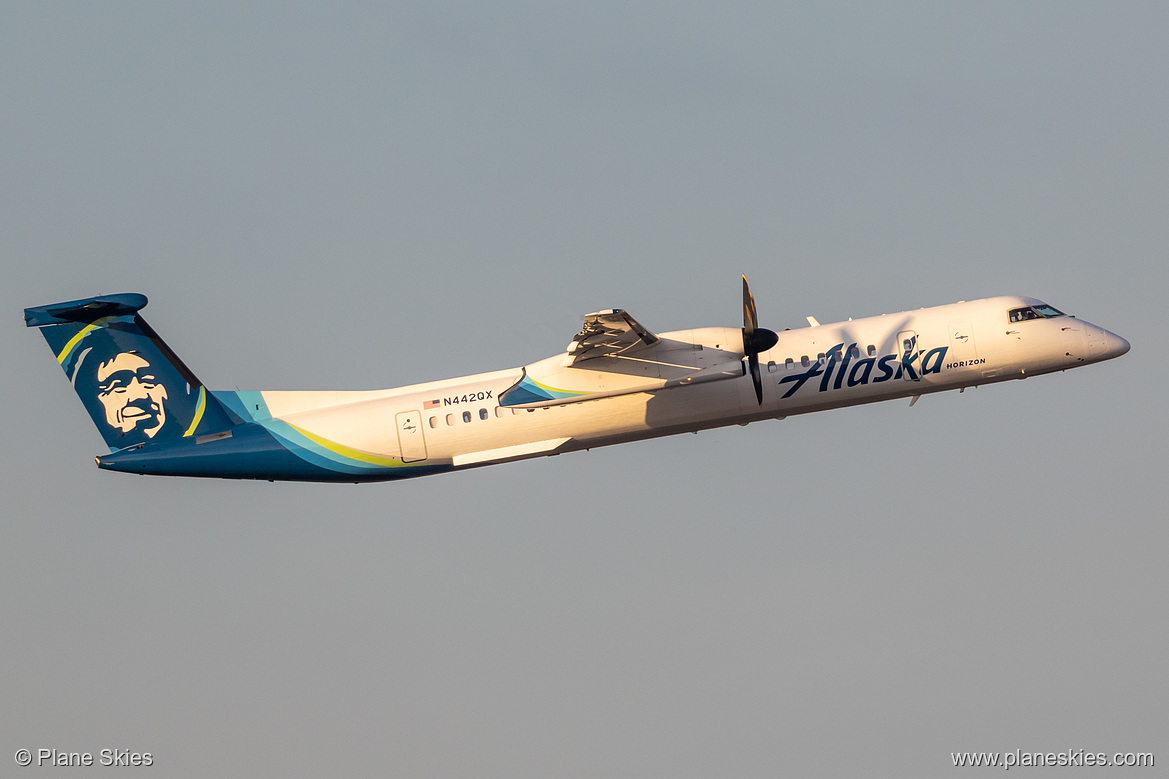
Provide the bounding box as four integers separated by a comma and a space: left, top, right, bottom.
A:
566, 309, 660, 364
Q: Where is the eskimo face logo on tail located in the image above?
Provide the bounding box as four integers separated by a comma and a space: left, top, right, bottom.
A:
94, 352, 169, 438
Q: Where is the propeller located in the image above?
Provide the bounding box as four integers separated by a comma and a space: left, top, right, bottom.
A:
742, 275, 779, 405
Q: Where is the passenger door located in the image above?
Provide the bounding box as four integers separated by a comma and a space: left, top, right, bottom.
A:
395, 410, 427, 462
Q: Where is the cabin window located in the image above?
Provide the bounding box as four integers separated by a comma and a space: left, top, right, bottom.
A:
816, 353, 825, 364
445, 414, 455, 426
479, 408, 488, 420
801, 355, 809, 367
849, 345, 861, 359
867, 345, 877, 357
462, 411, 472, 423
785, 357, 795, 370
495, 407, 506, 418
767, 360, 776, 373
428, 416, 437, 429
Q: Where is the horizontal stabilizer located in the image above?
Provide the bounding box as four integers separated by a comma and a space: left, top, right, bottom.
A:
25, 293, 148, 327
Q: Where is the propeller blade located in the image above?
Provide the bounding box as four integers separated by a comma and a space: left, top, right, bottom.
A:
742, 274, 758, 335
740, 275, 778, 406
749, 352, 764, 405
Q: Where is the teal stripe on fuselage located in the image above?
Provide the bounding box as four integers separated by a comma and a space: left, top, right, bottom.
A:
216, 390, 273, 423
263, 420, 396, 474
211, 390, 450, 480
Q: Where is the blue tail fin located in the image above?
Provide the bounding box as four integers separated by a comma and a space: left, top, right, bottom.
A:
25, 293, 235, 451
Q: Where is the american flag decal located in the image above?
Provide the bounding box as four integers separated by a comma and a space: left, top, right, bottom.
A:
423, 399, 440, 409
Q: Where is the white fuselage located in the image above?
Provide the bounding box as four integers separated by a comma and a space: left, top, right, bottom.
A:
244, 296, 1128, 475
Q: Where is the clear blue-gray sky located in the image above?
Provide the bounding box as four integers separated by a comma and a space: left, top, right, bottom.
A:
3, 2, 1166, 776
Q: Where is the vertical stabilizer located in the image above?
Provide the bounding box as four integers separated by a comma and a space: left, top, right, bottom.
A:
25, 293, 235, 451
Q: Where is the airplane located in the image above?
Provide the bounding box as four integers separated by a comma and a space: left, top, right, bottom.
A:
24, 278, 1129, 483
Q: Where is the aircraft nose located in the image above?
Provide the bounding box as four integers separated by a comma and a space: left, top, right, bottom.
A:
1088, 326, 1130, 360
1107, 331, 1131, 358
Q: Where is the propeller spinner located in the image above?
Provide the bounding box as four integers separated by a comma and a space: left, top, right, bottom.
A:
742, 275, 779, 405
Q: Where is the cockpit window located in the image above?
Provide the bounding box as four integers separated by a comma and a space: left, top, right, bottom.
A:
1009, 307, 1042, 322
1008, 304, 1065, 323
1034, 304, 1065, 317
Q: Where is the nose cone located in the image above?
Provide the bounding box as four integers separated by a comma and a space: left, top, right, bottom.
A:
1107, 331, 1131, 358
1088, 326, 1130, 361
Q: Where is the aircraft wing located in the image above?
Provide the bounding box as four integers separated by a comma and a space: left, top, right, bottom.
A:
498, 309, 745, 409
565, 309, 660, 365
